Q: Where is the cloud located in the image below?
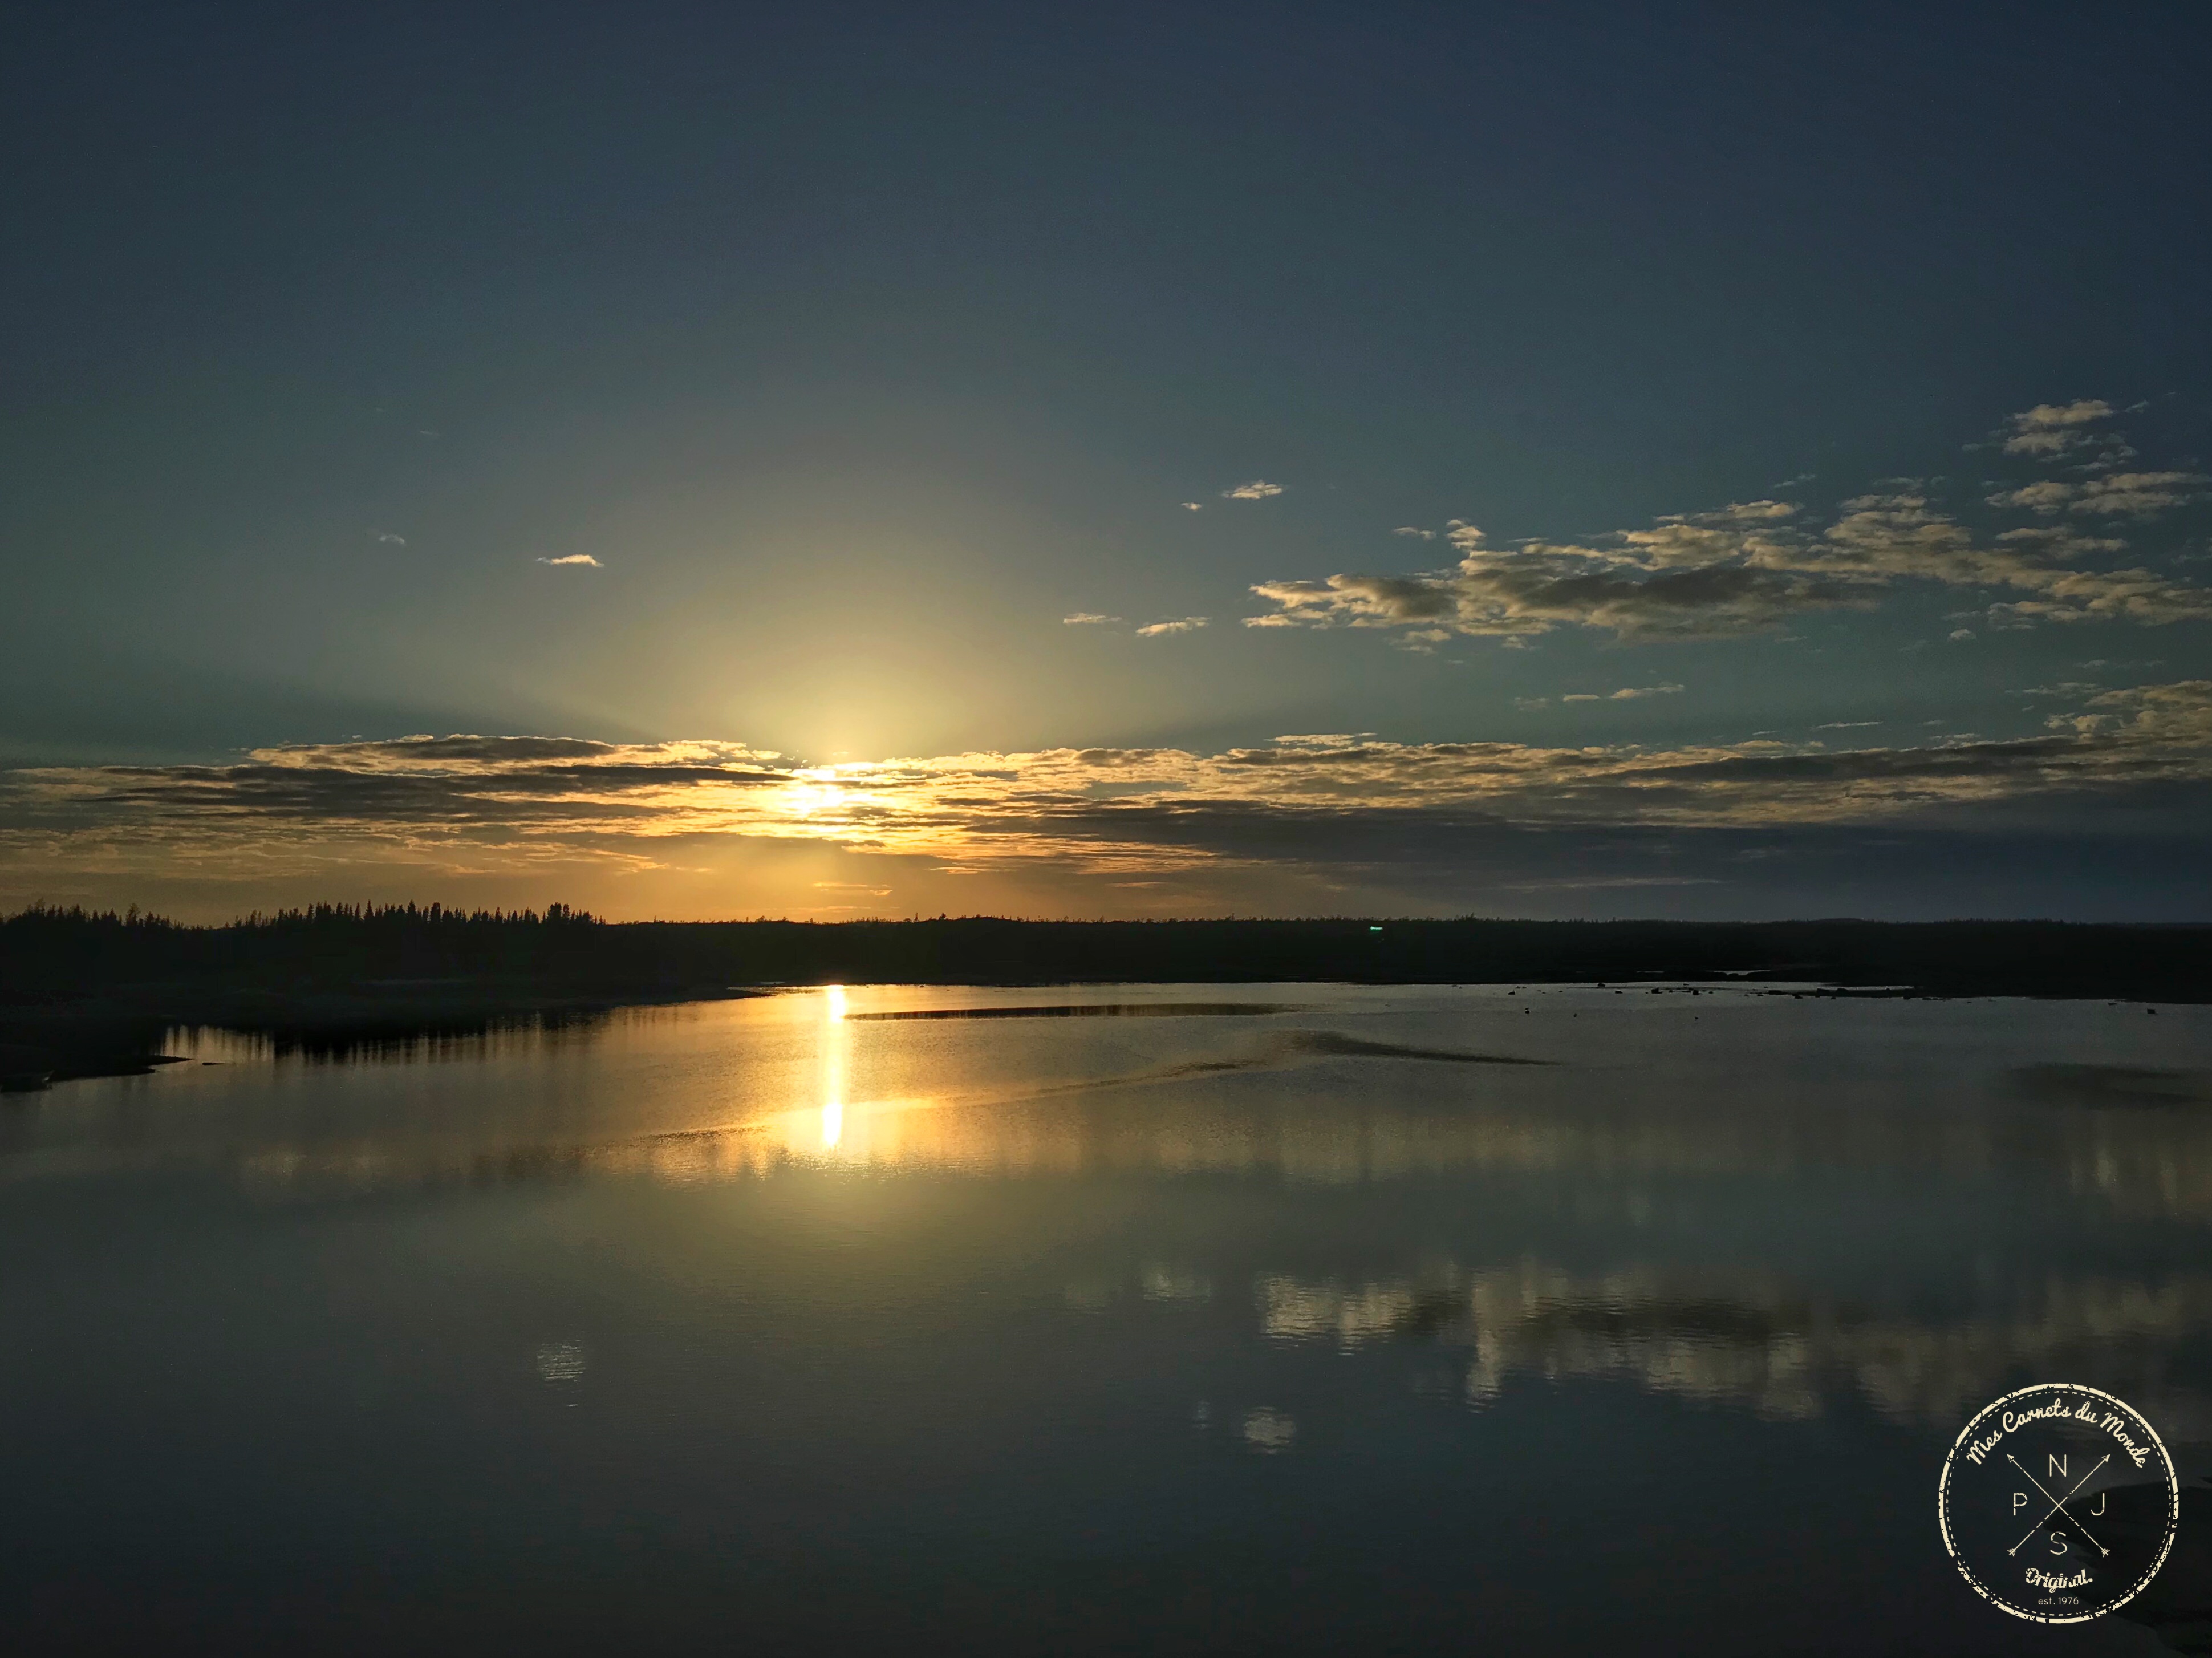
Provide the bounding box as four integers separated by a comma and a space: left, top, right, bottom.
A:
1135, 617, 1209, 636
375, 532, 407, 546
1949, 629, 1976, 641
1987, 472, 2206, 518
1999, 399, 2114, 456
1558, 682, 1683, 703
1992, 526, 2129, 558
1512, 698, 1549, 711
1814, 720, 1882, 731
1223, 481, 1285, 500
2069, 471, 2209, 517
1393, 526, 1436, 540
1180, 502, 1203, 512
1986, 480, 2076, 515
1249, 515, 1865, 641
1245, 437, 2212, 642
10, 685, 2212, 899
1062, 613, 1121, 626
537, 554, 602, 567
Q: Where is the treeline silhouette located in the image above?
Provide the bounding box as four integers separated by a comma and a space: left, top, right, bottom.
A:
6, 902, 2209, 1003
2, 902, 601, 995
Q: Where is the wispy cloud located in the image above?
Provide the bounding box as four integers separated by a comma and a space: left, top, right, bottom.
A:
1988, 472, 2206, 517
9, 684, 2210, 895
2071, 472, 2209, 516
1250, 509, 1855, 641
1223, 480, 1285, 500
1999, 399, 2114, 456
1393, 526, 1436, 540
1561, 689, 1679, 703
1135, 617, 1209, 637
1986, 480, 2075, 514
537, 554, 602, 567
1062, 613, 1122, 626
1244, 408, 2212, 644
375, 532, 407, 546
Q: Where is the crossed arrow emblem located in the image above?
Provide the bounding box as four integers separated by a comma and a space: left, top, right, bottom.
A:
2006, 1452, 2111, 1559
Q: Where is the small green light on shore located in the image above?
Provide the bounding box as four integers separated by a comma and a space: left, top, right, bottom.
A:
1370, 926, 1383, 933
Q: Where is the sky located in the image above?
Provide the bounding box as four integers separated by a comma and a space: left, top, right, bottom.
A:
4, 1, 2210, 921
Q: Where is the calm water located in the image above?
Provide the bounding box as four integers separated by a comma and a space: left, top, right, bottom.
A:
3, 983, 2207, 1655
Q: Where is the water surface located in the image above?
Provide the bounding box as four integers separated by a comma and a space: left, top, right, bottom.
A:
3, 983, 2206, 1655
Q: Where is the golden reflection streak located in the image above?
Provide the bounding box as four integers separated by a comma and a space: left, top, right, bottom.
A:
819, 985, 847, 1150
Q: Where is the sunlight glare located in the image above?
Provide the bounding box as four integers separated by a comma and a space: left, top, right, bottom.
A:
819, 984, 848, 1151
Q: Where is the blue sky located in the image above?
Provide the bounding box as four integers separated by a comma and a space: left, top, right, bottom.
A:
4, 2, 2209, 918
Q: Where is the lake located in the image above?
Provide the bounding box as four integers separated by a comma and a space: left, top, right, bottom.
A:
2, 983, 2206, 1655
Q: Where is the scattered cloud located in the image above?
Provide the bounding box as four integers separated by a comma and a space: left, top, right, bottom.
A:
1062, 613, 1121, 626
537, 554, 602, 567
1136, 617, 1209, 636
375, 532, 407, 546
1512, 697, 1549, 711
1393, 526, 1436, 540
1949, 629, 1976, 641
10, 684, 2212, 893
2071, 471, 2209, 517
1223, 480, 1285, 500
1251, 510, 1861, 642
1986, 480, 2075, 515
1987, 472, 2206, 518
1994, 526, 2128, 558
1998, 399, 2114, 456
1180, 502, 1203, 512
1243, 411, 2212, 644
1814, 720, 1882, 731
1557, 682, 1672, 704
1562, 684, 1683, 704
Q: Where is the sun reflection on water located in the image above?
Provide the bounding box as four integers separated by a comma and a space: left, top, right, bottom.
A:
821, 985, 847, 1150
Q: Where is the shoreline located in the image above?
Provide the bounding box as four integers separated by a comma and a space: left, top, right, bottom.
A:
3, 971, 2200, 1094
